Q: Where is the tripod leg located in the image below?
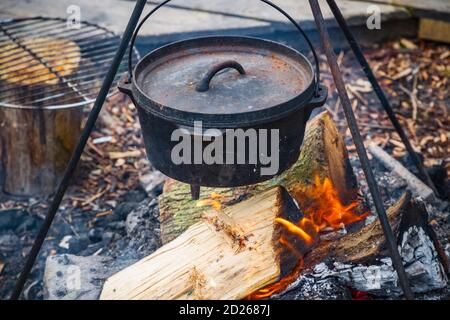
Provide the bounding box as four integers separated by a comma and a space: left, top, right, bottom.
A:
308, 0, 414, 299
10, 0, 149, 300
325, 0, 438, 196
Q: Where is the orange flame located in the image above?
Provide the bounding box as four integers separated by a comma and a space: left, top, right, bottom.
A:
275, 218, 314, 245
196, 192, 224, 211
295, 174, 368, 233
249, 174, 369, 299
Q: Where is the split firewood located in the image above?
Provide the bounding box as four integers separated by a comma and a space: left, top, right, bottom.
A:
159, 111, 359, 243
368, 143, 435, 202
100, 186, 306, 300
101, 189, 448, 299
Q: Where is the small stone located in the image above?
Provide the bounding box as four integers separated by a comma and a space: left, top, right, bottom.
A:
126, 211, 141, 236
0, 233, 20, 252
44, 254, 111, 300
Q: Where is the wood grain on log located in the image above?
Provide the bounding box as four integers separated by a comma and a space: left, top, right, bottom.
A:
100, 186, 304, 300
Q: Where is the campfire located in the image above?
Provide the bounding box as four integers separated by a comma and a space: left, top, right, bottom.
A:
250, 175, 369, 299
99, 112, 449, 300
280, 175, 368, 243
1, 1, 449, 302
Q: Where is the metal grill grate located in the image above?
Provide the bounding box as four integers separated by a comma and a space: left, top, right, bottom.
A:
0, 17, 140, 109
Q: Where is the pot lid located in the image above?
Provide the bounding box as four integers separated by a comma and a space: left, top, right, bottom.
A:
133, 36, 315, 127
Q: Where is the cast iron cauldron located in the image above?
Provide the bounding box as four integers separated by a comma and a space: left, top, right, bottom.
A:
119, 1, 327, 198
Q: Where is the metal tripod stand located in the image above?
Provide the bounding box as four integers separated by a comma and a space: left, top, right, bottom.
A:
12, 0, 437, 300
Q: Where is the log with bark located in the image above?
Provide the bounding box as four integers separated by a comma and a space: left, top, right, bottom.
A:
159, 111, 358, 244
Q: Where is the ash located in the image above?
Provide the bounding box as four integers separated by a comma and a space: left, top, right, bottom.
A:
350, 154, 450, 249
0, 179, 162, 300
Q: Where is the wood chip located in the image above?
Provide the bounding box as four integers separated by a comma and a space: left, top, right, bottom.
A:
392, 67, 412, 80
95, 210, 113, 218
82, 187, 108, 206
400, 38, 418, 49
109, 150, 142, 159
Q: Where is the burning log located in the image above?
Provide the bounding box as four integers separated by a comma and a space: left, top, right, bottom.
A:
159, 111, 359, 243
100, 186, 307, 300
101, 111, 369, 300
101, 184, 447, 299
292, 191, 449, 297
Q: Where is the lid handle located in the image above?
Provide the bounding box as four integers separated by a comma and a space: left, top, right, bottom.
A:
195, 60, 245, 92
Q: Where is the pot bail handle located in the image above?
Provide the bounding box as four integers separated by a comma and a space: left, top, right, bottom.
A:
195, 60, 245, 92
127, 0, 321, 96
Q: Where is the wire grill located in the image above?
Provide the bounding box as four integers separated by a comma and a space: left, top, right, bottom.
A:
0, 17, 140, 109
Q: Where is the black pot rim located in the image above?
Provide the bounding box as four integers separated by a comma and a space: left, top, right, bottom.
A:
131, 36, 317, 128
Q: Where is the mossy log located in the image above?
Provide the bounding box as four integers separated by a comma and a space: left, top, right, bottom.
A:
159, 111, 358, 243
